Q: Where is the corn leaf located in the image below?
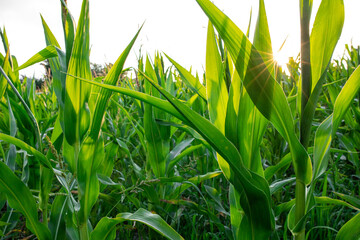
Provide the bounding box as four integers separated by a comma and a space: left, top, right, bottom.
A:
64, 0, 91, 146
195, 0, 312, 185
89, 26, 142, 138
60, 0, 76, 66
313, 65, 360, 180
165, 54, 206, 101
16, 45, 58, 71
310, 0, 344, 90
90, 208, 184, 240
70, 75, 185, 121
0, 161, 51, 240
0, 133, 52, 169
336, 212, 360, 240
77, 135, 104, 226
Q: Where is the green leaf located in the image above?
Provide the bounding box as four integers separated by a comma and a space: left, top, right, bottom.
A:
64, 0, 91, 146
333, 65, 360, 132
312, 115, 332, 180
89, 26, 142, 139
313, 65, 360, 180
0, 161, 51, 240
310, 0, 344, 90
143, 56, 167, 178
68, 74, 185, 121
77, 135, 105, 227
253, 0, 273, 72
195, 0, 312, 185
40, 15, 66, 109
0, 133, 52, 169
336, 212, 360, 240
48, 194, 68, 240
90, 208, 184, 240
206, 21, 228, 132
16, 45, 58, 71
60, 0, 76, 66
165, 54, 207, 101
315, 196, 359, 211
167, 144, 202, 174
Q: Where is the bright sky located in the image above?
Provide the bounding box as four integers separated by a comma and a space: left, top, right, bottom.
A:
1, 0, 360, 78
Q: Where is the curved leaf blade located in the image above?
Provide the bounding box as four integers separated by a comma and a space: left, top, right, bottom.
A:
0, 161, 51, 240
90, 208, 184, 240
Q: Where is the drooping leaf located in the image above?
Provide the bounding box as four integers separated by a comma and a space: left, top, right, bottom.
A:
90, 208, 184, 240
0, 161, 51, 240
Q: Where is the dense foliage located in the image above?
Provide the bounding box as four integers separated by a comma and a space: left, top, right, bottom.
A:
0, 0, 359, 239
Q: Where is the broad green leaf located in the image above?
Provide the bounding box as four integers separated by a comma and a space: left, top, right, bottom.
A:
165, 54, 207, 101
64, 0, 91, 146
0, 53, 7, 98
264, 153, 292, 181
237, 0, 271, 173
144, 101, 166, 177
310, 0, 344, 90
253, 0, 273, 71
270, 177, 296, 195
206, 21, 230, 178
312, 115, 332, 180
0, 133, 52, 169
70, 74, 185, 121
334, 192, 360, 209
16, 45, 58, 71
143, 56, 168, 178
6, 95, 17, 172
48, 194, 68, 240
90, 208, 184, 240
60, 0, 76, 66
333, 65, 360, 132
336, 212, 360, 240
171, 171, 222, 197
313, 65, 360, 180
77, 135, 104, 228
167, 144, 202, 173
195, 0, 312, 185
229, 185, 242, 240
315, 196, 359, 211
89, 26, 142, 139
40, 15, 66, 109
206, 21, 228, 132
0, 161, 51, 240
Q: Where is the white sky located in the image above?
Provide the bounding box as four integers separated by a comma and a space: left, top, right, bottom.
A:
1, 0, 360, 78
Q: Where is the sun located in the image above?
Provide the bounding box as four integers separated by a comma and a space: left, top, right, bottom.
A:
273, 48, 290, 70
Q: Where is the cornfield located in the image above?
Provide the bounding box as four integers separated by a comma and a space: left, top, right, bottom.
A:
0, 0, 359, 239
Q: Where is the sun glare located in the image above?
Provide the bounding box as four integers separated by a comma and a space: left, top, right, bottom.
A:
273, 49, 290, 70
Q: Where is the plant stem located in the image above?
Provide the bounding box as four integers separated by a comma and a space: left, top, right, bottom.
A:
295, 180, 306, 240
300, 0, 312, 116
79, 223, 89, 240
297, 1, 312, 239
